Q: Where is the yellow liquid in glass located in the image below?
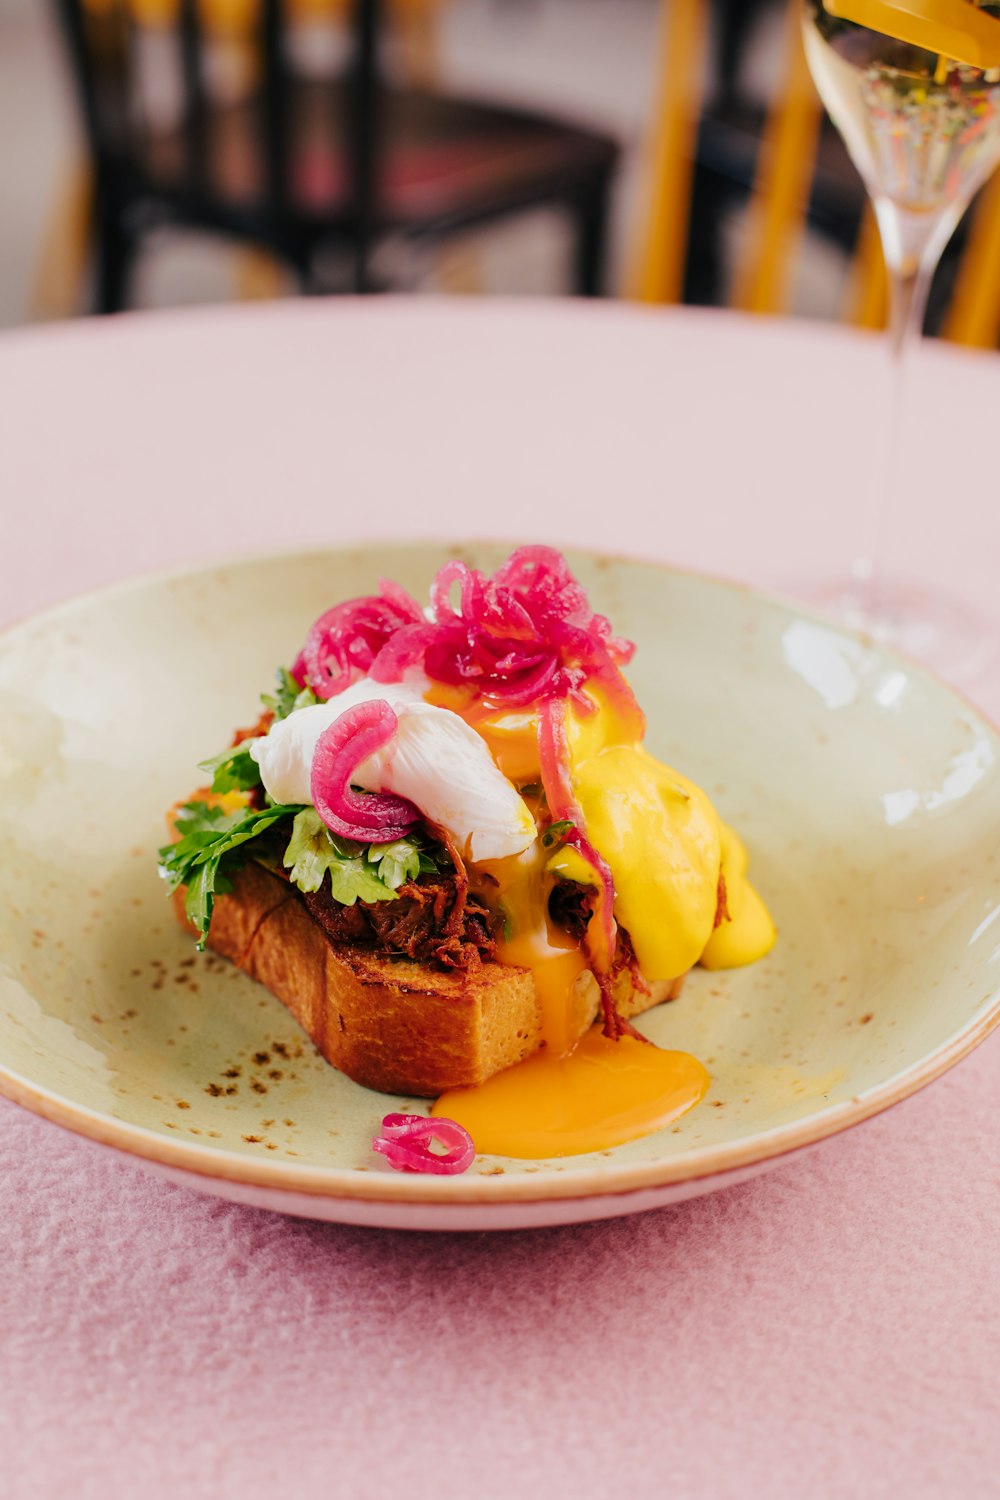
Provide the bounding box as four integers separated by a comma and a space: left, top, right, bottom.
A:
804, 0, 1000, 212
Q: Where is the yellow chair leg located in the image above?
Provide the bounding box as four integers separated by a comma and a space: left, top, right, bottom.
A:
944, 171, 1000, 349
234, 248, 290, 300
732, 0, 822, 315
30, 160, 93, 322
435, 242, 485, 295
398, 6, 440, 90
846, 202, 888, 330
629, 0, 709, 304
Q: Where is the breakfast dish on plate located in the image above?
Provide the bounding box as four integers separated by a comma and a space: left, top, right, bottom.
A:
2, 540, 998, 1225
160, 547, 776, 1166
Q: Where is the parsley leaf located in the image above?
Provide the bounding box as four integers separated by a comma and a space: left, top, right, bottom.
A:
283, 809, 396, 904
262, 667, 317, 721
158, 799, 302, 947
197, 743, 263, 795
541, 819, 575, 850
160, 795, 453, 952
369, 837, 424, 891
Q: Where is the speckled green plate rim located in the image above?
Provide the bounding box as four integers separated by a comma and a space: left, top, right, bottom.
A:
2, 1009, 998, 1205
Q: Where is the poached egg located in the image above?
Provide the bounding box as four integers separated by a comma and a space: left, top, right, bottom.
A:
249, 673, 537, 862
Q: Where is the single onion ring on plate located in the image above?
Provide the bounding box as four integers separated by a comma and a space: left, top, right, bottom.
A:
372, 1114, 476, 1175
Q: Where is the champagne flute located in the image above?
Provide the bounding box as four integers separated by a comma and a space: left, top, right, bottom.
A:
801, 0, 1000, 678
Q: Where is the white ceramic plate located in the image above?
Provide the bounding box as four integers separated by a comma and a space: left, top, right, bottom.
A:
2, 543, 999, 1230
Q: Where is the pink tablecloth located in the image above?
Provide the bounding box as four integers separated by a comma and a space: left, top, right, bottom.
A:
2, 298, 999, 1499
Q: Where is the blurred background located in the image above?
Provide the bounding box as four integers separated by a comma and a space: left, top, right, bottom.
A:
1, 0, 998, 345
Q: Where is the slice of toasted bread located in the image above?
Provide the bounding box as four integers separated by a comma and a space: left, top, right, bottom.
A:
176, 860, 684, 1097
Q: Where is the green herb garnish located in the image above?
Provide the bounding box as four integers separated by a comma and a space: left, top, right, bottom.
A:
283, 809, 397, 904
541, 819, 575, 850
159, 800, 451, 946
197, 743, 263, 795
261, 666, 317, 721
283, 810, 446, 904
159, 799, 303, 947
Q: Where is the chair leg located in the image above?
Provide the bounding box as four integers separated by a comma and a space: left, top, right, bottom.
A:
93, 204, 136, 315
234, 247, 289, 301
683, 162, 730, 306
572, 170, 613, 297
31, 158, 93, 321
353, 236, 376, 294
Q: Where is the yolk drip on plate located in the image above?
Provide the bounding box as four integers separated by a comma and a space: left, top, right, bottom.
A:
430, 684, 776, 1160
435, 1030, 710, 1159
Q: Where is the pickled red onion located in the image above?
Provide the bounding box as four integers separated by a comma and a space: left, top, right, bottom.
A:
538, 697, 626, 1038
310, 700, 420, 843
302, 583, 423, 700
368, 621, 438, 683
372, 1113, 475, 1174
297, 548, 639, 715
537, 694, 577, 826
376, 546, 637, 709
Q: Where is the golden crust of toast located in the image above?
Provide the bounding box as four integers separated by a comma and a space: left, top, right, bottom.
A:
175, 860, 684, 1097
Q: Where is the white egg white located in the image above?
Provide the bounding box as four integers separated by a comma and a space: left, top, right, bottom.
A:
250, 673, 536, 862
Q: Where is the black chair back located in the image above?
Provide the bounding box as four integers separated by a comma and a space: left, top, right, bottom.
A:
53, 0, 379, 252
49, 0, 619, 308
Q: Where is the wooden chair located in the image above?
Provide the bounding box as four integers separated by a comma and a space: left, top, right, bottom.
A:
631, 0, 1000, 349
51, 0, 620, 312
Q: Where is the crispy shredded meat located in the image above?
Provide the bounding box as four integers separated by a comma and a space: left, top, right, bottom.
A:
300, 875, 497, 971
290, 816, 493, 970
715, 872, 730, 929
431, 823, 470, 941
232, 712, 275, 810
548, 879, 650, 1039
232, 710, 274, 747
548, 879, 592, 941
548, 878, 645, 987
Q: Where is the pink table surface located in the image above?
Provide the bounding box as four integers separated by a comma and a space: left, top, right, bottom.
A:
2, 298, 1000, 1499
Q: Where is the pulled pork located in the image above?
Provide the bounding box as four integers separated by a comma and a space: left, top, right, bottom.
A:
300, 876, 497, 970
548, 878, 643, 982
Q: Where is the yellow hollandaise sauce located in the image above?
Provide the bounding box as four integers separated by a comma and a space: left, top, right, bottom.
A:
702, 824, 777, 971
427, 680, 775, 1160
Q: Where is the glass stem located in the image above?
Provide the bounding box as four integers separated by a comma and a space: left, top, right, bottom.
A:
852, 198, 958, 623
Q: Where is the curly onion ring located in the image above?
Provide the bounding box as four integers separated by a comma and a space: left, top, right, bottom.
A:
372, 1113, 476, 1174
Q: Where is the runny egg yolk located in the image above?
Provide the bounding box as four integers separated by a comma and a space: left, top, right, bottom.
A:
435, 1030, 709, 1159
423, 683, 542, 785
474, 840, 590, 1059
430, 682, 775, 1160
